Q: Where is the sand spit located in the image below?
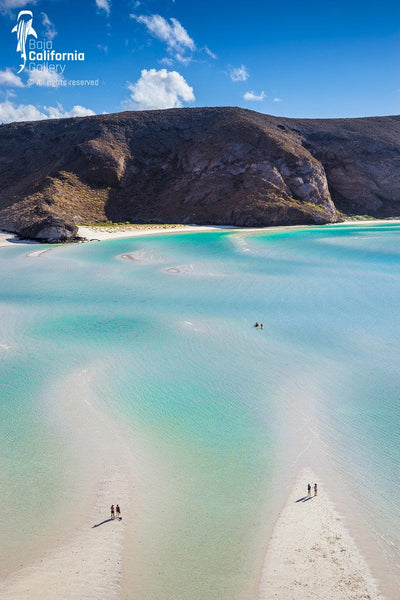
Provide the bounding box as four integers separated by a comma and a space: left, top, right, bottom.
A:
258, 468, 383, 600
0, 470, 128, 600
0, 367, 135, 600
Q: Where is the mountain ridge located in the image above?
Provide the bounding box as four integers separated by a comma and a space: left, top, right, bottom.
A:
0, 107, 399, 242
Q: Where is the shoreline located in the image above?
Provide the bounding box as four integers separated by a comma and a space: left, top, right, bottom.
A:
78, 219, 400, 244
1, 219, 400, 250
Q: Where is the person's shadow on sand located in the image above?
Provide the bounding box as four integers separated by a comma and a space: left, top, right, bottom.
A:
295, 496, 313, 503
92, 518, 114, 528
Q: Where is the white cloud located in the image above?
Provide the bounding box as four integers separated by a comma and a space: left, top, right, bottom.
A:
41, 12, 57, 40
0, 68, 24, 87
159, 57, 173, 66
132, 14, 195, 61
0, 100, 45, 122
273, 97, 282, 102
175, 52, 191, 65
244, 90, 265, 101
0, 100, 95, 123
204, 46, 217, 60
27, 69, 64, 87
125, 68, 195, 110
44, 103, 96, 119
230, 65, 249, 82
96, 0, 111, 16
0, 0, 37, 14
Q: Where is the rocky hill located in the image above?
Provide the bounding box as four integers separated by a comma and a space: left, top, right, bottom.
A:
0, 107, 399, 242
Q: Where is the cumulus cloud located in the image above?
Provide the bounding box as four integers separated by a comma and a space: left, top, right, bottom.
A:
27, 69, 64, 87
0, 100, 44, 122
230, 65, 249, 82
44, 103, 96, 119
0, 68, 24, 87
125, 68, 194, 110
96, 0, 111, 16
273, 97, 282, 102
132, 14, 195, 62
41, 12, 57, 40
0, 100, 95, 123
244, 90, 265, 101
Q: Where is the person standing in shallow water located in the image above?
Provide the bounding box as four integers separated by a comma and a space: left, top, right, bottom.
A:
111, 505, 115, 519
116, 505, 121, 519
314, 483, 318, 496
307, 483, 311, 497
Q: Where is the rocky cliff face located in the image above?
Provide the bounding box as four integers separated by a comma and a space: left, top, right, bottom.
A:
0, 107, 399, 241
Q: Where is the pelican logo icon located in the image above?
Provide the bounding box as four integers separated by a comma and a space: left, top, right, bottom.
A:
12, 10, 37, 73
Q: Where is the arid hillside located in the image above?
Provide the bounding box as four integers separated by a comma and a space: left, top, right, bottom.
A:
0, 107, 399, 241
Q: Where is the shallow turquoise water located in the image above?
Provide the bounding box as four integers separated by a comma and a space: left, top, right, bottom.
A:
0, 223, 399, 597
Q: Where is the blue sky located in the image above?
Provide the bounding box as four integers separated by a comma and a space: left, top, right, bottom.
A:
0, 0, 399, 122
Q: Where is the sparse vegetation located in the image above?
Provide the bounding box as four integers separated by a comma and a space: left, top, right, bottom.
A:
79, 221, 185, 229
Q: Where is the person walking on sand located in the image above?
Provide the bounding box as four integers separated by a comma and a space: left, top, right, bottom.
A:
307, 483, 311, 497
111, 504, 115, 519
116, 504, 121, 519
314, 483, 318, 496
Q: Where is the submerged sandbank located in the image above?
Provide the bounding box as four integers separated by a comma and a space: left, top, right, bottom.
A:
258, 468, 383, 600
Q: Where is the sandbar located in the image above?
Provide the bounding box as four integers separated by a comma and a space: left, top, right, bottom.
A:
258, 468, 383, 600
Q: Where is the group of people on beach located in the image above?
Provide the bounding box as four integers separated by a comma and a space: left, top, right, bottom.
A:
307, 483, 318, 497
110, 504, 121, 520
254, 322, 264, 329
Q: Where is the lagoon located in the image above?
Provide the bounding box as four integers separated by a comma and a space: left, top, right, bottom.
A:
0, 223, 399, 598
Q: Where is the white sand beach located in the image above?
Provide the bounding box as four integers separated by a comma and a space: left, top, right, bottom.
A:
78, 219, 400, 244
80, 219, 400, 242
1, 462, 386, 600
0, 230, 33, 247
77, 223, 236, 242
0, 471, 128, 600
1, 220, 399, 249
258, 468, 383, 600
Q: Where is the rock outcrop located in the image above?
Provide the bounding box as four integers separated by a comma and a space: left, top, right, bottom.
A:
0, 107, 399, 241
